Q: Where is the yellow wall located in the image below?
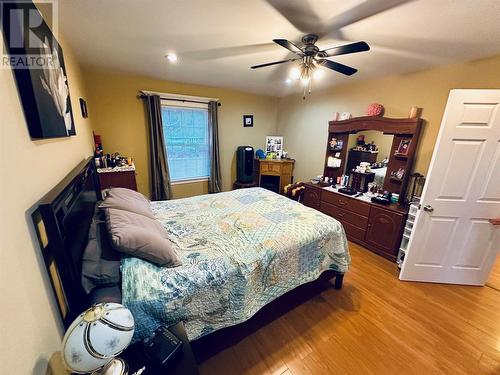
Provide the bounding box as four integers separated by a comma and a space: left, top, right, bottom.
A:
83, 69, 278, 198
0, 38, 95, 373
277, 54, 500, 183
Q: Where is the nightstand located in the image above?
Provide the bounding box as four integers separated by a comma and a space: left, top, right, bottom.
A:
119, 322, 199, 375
97, 164, 137, 191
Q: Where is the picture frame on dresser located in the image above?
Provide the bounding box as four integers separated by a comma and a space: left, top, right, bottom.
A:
395, 139, 411, 156
265, 135, 284, 158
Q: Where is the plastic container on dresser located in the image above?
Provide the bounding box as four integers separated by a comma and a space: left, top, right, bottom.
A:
397, 203, 419, 268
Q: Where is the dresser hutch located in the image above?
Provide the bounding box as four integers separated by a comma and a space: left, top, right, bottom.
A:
304, 116, 422, 261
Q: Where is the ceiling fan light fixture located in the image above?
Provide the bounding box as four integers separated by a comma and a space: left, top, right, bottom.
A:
289, 67, 301, 80
251, 35, 369, 97
313, 68, 323, 80
165, 53, 178, 63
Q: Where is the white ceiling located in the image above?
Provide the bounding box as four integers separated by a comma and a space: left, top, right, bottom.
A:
57, 0, 500, 97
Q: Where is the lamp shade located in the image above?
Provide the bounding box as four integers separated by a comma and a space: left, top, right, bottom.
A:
61, 303, 135, 374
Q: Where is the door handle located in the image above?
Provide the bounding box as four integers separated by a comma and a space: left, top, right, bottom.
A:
423, 204, 434, 212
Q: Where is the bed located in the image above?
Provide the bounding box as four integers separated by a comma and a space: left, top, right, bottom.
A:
34, 158, 350, 352
122, 187, 350, 341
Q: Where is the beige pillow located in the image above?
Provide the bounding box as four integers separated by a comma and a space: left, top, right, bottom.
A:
100, 188, 154, 219
105, 208, 181, 267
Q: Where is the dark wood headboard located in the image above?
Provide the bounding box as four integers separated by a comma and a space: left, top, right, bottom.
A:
33, 157, 102, 328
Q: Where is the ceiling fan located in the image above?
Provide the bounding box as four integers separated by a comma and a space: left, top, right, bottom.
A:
251, 34, 369, 98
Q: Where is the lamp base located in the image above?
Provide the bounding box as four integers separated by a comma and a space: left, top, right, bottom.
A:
92, 358, 129, 375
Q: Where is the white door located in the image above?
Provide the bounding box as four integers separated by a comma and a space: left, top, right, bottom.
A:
400, 89, 500, 285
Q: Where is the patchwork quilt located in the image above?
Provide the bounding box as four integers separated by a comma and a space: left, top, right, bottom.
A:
121, 188, 350, 341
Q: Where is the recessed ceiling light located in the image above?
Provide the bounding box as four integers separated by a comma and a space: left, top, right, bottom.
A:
285, 78, 292, 85
165, 53, 178, 63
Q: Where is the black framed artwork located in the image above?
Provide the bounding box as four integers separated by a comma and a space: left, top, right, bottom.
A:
243, 115, 253, 127
79, 98, 88, 118
1, 1, 76, 138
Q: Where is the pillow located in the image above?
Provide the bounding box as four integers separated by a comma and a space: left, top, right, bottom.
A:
105, 208, 181, 267
81, 210, 122, 294
99, 188, 155, 219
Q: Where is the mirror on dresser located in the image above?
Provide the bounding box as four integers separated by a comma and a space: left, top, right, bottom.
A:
323, 116, 422, 204
344, 130, 394, 190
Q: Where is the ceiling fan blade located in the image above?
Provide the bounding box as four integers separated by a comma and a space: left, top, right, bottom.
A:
317, 59, 357, 76
321, 41, 370, 57
324, 0, 412, 32
266, 0, 322, 33
251, 58, 298, 69
273, 39, 303, 54
183, 43, 277, 60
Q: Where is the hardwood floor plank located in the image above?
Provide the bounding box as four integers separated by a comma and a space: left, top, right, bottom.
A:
199, 242, 500, 375
486, 256, 500, 290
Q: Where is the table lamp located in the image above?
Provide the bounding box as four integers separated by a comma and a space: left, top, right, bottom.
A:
61, 303, 135, 374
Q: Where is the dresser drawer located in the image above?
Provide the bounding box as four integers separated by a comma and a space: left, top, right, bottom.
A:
321, 190, 370, 217
320, 202, 368, 229
341, 220, 366, 242
260, 162, 281, 174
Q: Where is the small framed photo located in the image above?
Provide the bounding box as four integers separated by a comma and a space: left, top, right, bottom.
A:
243, 115, 253, 127
396, 139, 411, 156
339, 112, 352, 120
395, 167, 405, 179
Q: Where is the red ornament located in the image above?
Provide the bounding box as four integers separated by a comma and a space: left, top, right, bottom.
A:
366, 103, 384, 117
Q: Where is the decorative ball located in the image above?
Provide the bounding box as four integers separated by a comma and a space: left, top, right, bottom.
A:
62, 303, 135, 374
366, 103, 384, 117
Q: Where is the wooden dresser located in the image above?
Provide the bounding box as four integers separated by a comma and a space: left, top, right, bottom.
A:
257, 159, 294, 194
304, 183, 407, 261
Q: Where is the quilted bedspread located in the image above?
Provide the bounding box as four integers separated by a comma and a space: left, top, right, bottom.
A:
121, 187, 350, 341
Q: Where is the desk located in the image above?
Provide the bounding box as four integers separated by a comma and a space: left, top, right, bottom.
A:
257, 159, 294, 194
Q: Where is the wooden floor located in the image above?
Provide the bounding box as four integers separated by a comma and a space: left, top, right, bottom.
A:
487, 256, 500, 291
199, 242, 500, 375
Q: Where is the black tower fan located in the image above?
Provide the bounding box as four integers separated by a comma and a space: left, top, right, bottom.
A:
236, 146, 254, 183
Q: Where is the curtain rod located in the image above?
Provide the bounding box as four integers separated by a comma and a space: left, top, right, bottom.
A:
138, 90, 221, 106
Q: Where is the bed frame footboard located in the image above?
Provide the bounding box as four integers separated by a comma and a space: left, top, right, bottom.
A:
192, 269, 346, 361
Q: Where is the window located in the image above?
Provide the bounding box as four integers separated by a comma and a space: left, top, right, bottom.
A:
161, 101, 210, 182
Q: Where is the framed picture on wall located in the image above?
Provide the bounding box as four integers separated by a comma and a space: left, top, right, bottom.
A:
243, 115, 253, 127
79, 98, 88, 118
1, 0, 76, 138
